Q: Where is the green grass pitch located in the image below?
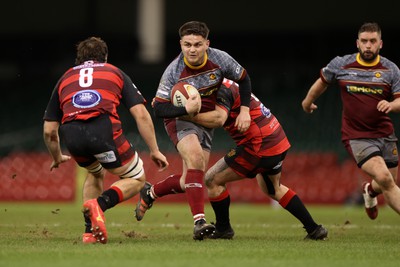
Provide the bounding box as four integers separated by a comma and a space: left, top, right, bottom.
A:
0, 202, 398, 267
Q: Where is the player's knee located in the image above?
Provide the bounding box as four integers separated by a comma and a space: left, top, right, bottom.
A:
186, 152, 206, 170
376, 171, 396, 190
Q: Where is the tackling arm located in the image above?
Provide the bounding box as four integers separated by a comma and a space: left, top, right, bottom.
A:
186, 105, 228, 128
235, 75, 251, 132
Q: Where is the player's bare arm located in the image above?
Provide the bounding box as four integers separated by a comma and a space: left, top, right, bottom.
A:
43, 120, 71, 170
129, 104, 169, 171
302, 78, 328, 113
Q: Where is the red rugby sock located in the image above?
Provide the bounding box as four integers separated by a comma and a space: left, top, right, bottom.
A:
185, 169, 205, 222
153, 174, 184, 198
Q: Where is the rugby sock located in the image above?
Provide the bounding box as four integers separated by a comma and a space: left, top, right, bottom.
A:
210, 189, 231, 230
279, 188, 318, 233
367, 183, 379, 197
153, 174, 184, 198
184, 169, 206, 223
97, 186, 122, 211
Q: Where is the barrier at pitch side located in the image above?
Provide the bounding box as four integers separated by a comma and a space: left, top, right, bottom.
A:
0, 151, 381, 204
0, 152, 76, 202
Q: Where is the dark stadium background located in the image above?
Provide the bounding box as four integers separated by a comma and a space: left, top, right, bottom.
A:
1, 0, 399, 203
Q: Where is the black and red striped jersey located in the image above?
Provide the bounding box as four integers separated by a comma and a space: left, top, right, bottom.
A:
217, 79, 290, 157
321, 53, 400, 141
154, 47, 247, 113
43, 60, 146, 124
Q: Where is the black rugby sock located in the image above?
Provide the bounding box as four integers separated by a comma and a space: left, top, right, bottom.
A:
210, 195, 231, 230
284, 195, 318, 233
97, 188, 120, 211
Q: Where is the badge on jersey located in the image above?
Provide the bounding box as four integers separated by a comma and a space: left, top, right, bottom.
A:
72, 90, 102, 108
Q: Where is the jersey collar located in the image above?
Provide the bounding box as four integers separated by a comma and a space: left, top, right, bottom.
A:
356, 53, 380, 67
183, 52, 208, 69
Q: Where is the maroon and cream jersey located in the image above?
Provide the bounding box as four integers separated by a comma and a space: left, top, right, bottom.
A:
44, 60, 146, 124
321, 53, 400, 141
154, 47, 247, 113
217, 79, 290, 157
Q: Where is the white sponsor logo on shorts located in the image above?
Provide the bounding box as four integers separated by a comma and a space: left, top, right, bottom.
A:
94, 151, 116, 163
273, 161, 283, 170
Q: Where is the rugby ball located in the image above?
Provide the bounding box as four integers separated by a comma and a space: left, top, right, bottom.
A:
171, 82, 201, 107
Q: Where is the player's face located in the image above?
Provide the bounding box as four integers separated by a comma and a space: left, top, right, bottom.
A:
180, 34, 209, 66
356, 31, 382, 62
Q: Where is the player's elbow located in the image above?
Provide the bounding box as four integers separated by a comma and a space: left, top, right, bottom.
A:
213, 113, 227, 128
43, 121, 59, 139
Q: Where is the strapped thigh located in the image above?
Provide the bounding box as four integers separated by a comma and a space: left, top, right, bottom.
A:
116, 151, 144, 179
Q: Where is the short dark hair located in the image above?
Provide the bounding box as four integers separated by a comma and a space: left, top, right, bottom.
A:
358, 22, 381, 38
75, 37, 108, 65
178, 21, 209, 39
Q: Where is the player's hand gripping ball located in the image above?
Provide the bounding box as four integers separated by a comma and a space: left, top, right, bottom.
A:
171, 82, 201, 107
